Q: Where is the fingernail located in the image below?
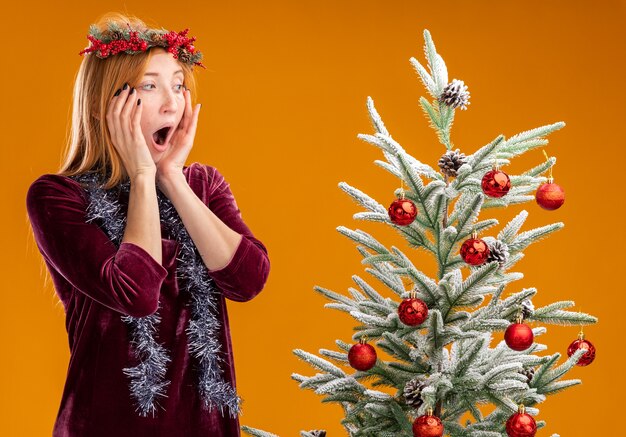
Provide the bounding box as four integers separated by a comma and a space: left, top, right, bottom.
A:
137, 99, 141, 106
123, 83, 129, 90
130, 87, 135, 95
114, 89, 122, 97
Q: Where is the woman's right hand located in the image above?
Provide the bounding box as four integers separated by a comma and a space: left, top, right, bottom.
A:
105, 83, 155, 181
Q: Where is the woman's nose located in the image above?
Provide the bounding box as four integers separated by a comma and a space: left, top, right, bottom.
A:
161, 91, 178, 113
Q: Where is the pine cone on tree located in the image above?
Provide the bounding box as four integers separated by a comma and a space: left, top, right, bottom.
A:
438, 149, 467, 177
486, 239, 509, 267
439, 79, 470, 110
521, 367, 535, 384
521, 299, 535, 319
402, 377, 426, 409
306, 431, 327, 437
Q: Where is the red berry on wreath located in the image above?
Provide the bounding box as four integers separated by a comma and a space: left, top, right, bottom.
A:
460, 231, 490, 266
535, 178, 565, 210
481, 165, 511, 198
504, 316, 534, 352
506, 404, 537, 437
348, 338, 377, 371
388, 197, 417, 226
398, 292, 429, 326
567, 331, 596, 366
412, 408, 444, 437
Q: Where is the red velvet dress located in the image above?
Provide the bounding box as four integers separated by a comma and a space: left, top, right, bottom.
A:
26, 163, 270, 437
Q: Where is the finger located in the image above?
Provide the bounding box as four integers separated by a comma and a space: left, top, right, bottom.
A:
107, 84, 131, 148
105, 86, 124, 147
111, 84, 131, 119
131, 97, 143, 141
186, 103, 201, 140
129, 89, 142, 134
105, 87, 120, 120
120, 87, 138, 140
180, 89, 193, 133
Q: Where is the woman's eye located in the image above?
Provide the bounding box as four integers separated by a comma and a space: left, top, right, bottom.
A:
140, 84, 184, 91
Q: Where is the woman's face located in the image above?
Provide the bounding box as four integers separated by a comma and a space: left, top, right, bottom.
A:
136, 48, 186, 163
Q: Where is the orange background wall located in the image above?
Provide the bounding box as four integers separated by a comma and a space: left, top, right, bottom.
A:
3, 1, 623, 435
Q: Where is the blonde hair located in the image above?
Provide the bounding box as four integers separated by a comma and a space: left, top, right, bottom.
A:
58, 12, 198, 189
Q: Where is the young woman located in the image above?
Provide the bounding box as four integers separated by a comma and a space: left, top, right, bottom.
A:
26, 13, 270, 437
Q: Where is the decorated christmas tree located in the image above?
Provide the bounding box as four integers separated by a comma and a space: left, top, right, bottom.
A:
243, 29, 598, 437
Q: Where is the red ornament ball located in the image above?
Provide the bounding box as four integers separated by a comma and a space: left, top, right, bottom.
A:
460, 236, 490, 266
412, 414, 444, 437
504, 323, 534, 351
567, 336, 596, 366
398, 296, 429, 326
535, 181, 565, 210
481, 169, 511, 198
506, 410, 537, 437
348, 341, 377, 371
388, 198, 418, 226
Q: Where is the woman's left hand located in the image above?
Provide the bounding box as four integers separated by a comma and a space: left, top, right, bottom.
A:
156, 88, 201, 184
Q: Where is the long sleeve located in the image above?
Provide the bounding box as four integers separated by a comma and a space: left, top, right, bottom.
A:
192, 164, 270, 302
26, 174, 168, 318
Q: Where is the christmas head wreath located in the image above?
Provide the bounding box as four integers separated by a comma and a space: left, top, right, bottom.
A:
79, 21, 205, 69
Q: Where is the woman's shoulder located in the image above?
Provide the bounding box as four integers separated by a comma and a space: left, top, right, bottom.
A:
26, 173, 88, 220
184, 162, 227, 190
27, 173, 86, 201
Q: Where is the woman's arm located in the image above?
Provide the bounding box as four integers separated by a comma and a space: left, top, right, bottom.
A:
26, 175, 168, 317
158, 171, 242, 271
122, 171, 163, 264
158, 164, 270, 301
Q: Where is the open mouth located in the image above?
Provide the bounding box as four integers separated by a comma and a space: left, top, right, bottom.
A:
152, 126, 172, 146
